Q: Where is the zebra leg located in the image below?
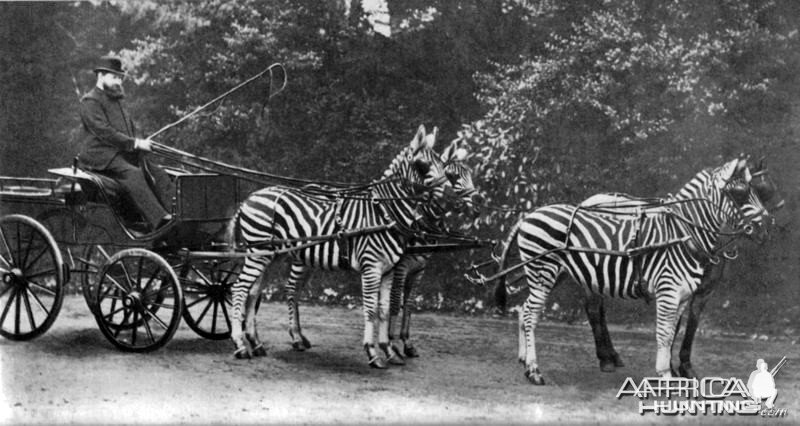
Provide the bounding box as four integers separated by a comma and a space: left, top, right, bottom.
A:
231, 255, 270, 359
520, 264, 558, 385
399, 266, 424, 358
286, 262, 312, 351
584, 294, 624, 372
361, 265, 388, 369
243, 273, 268, 357
378, 269, 405, 366
388, 258, 409, 355
654, 292, 690, 377
673, 263, 723, 378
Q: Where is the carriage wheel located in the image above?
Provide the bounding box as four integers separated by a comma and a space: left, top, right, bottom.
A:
179, 258, 240, 340
0, 214, 65, 340
93, 248, 183, 352
81, 241, 124, 315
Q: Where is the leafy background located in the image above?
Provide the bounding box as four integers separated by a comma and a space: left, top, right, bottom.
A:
1, 0, 797, 338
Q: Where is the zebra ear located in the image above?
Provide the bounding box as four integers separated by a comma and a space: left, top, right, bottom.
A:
423, 126, 438, 149
410, 125, 427, 152
441, 139, 457, 162
714, 159, 739, 189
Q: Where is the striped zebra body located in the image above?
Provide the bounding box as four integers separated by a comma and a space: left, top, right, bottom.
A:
387, 146, 480, 357
281, 139, 481, 358
228, 125, 451, 367
574, 161, 777, 378
510, 158, 768, 384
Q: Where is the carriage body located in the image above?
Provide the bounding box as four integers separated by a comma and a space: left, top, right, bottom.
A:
0, 166, 250, 350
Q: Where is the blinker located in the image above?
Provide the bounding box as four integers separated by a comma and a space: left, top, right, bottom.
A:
726, 181, 749, 205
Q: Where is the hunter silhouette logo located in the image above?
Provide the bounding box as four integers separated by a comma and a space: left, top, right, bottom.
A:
747, 356, 787, 416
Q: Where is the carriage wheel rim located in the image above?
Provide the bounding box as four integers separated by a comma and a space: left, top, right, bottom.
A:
0, 215, 65, 341
93, 248, 182, 352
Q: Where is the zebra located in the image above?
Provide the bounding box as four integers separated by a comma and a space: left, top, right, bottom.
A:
387, 140, 482, 358
228, 125, 454, 368
281, 138, 481, 359
572, 160, 778, 378
495, 158, 768, 384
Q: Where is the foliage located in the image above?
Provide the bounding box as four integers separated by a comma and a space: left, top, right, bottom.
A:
0, 1, 798, 329
462, 0, 800, 233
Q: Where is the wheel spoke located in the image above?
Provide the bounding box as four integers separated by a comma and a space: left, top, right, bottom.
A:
103, 304, 127, 318
136, 256, 145, 290
142, 306, 169, 330
141, 312, 156, 343
0, 283, 14, 299
22, 245, 49, 272
105, 273, 130, 294
192, 265, 214, 286
0, 254, 12, 269
14, 283, 21, 334
186, 294, 212, 309
210, 300, 219, 333
24, 286, 51, 316
194, 297, 214, 325
21, 287, 36, 330
24, 268, 57, 281
112, 309, 132, 338
118, 259, 135, 291
0, 227, 14, 265
220, 299, 232, 330
130, 311, 138, 346
0, 287, 17, 329
20, 226, 35, 269
141, 272, 158, 296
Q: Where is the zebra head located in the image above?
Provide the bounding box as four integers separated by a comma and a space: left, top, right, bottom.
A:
441, 139, 483, 217
380, 124, 450, 205
704, 157, 770, 240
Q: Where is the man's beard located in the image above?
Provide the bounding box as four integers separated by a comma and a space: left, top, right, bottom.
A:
102, 82, 125, 99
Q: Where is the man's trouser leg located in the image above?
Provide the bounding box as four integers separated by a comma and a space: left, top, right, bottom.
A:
104, 156, 168, 228
142, 158, 175, 209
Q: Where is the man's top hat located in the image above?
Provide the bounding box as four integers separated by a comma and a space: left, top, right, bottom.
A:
93, 56, 127, 76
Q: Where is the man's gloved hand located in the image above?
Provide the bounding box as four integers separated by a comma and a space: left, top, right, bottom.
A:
134, 138, 153, 152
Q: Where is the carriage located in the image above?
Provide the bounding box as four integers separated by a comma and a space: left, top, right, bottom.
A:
0, 162, 252, 351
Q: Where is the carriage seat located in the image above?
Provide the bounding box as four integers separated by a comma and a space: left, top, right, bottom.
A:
48, 167, 124, 203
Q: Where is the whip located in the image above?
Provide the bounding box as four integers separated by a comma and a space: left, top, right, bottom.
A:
147, 63, 286, 140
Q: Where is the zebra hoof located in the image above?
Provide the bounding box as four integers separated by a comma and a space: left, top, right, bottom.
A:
679, 364, 697, 379
252, 344, 267, 357
301, 335, 312, 349
599, 360, 616, 373
613, 353, 625, 367
369, 356, 388, 369
234, 347, 252, 360
403, 344, 420, 358
291, 341, 307, 352
380, 343, 406, 366
524, 369, 545, 385
387, 350, 406, 366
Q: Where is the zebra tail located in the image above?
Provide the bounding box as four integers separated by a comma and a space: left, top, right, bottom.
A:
493, 219, 523, 316
225, 208, 241, 251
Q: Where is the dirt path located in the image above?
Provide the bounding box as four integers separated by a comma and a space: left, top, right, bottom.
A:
1, 296, 797, 424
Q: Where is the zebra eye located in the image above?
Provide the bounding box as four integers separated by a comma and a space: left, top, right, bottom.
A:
445, 170, 458, 183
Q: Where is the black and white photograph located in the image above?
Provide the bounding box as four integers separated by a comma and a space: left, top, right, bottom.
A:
0, 1, 798, 424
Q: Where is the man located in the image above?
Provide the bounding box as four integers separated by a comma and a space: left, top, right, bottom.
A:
78, 56, 173, 231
